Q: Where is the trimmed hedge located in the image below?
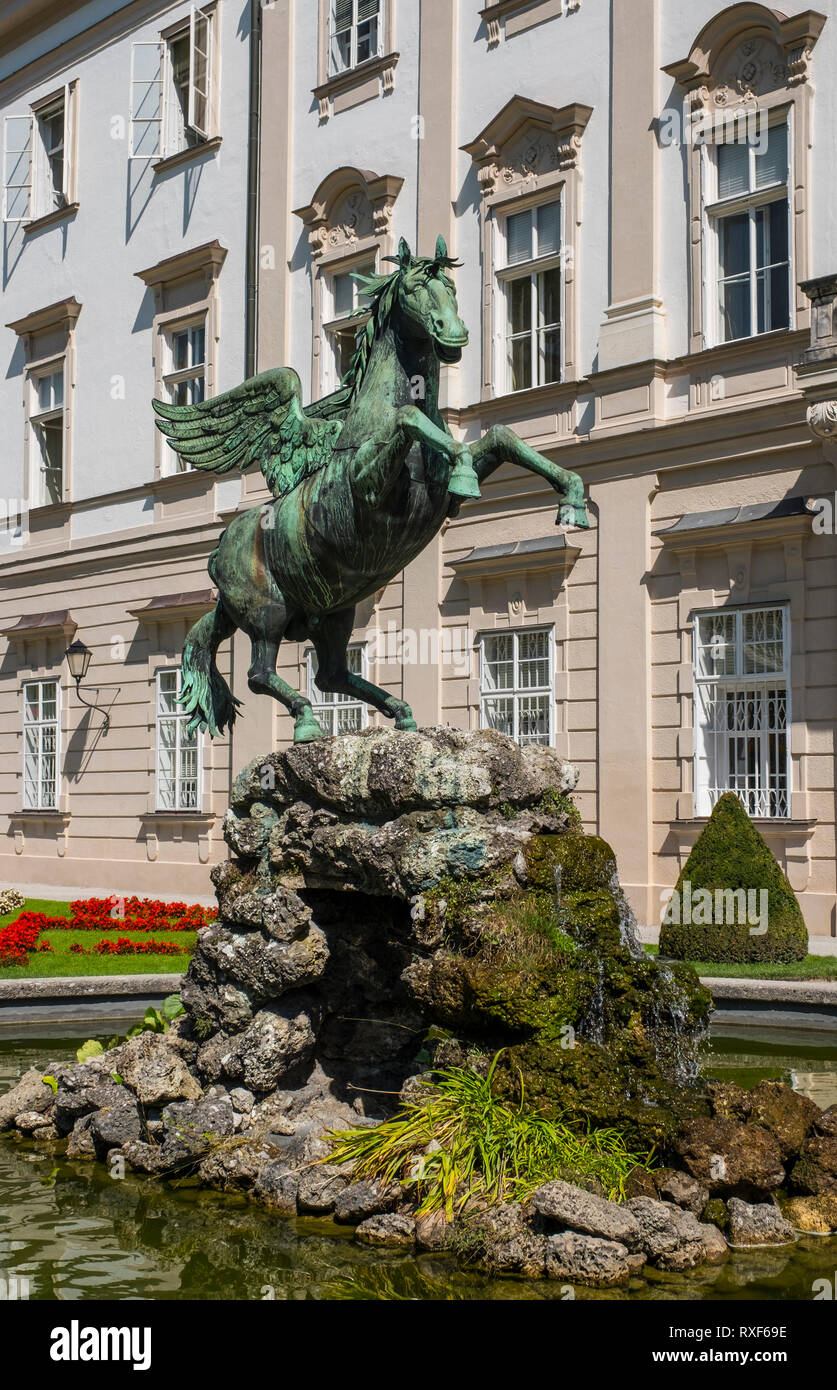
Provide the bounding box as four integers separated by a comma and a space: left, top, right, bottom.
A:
659, 792, 807, 964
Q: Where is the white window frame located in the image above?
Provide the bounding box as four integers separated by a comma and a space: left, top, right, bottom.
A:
328, 0, 383, 77
703, 114, 793, 348
129, 4, 215, 161
3, 82, 77, 224
155, 667, 202, 812
478, 626, 555, 747
28, 359, 65, 507
22, 678, 60, 810
306, 644, 368, 735
321, 261, 373, 393
693, 604, 791, 820
496, 196, 564, 394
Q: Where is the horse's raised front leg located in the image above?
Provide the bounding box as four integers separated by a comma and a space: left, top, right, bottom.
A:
468, 424, 589, 528
313, 607, 418, 732
248, 636, 324, 743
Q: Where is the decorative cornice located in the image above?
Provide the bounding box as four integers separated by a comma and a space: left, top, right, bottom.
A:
293, 168, 404, 260
663, 4, 826, 93
312, 51, 399, 121
2, 609, 77, 640
128, 589, 216, 621
807, 401, 837, 439
462, 97, 593, 198
135, 239, 227, 290
450, 534, 581, 577
6, 296, 81, 339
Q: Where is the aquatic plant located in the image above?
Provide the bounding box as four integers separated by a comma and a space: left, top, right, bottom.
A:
327, 1054, 656, 1219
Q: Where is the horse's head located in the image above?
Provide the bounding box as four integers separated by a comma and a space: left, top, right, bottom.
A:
391, 236, 469, 365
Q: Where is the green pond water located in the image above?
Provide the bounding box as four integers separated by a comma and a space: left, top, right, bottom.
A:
1, 1022, 837, 1302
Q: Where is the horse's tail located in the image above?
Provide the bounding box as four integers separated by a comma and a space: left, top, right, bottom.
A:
179, 601, 241, 737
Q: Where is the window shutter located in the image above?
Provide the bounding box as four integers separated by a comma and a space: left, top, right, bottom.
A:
333, 0, 354, 28
62, 83, 74, 202
536, 201, 561, 257
188, 5, 212, 139
3, 114, 32, 222
717, 141, 749, 199
129, 42, 163, 158
755, 123, 788, 190
358, 0, 380, 19
506, 209, 532, 265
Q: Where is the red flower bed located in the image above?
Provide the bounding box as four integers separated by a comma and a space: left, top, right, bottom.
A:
0, 895, 212, 967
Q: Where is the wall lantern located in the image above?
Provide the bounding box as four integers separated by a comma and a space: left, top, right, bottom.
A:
64, 639, 110, 734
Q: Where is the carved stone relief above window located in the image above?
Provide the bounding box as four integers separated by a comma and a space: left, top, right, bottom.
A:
479, 0, 581, 50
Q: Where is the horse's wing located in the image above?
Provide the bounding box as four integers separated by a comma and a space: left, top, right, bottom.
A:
304, 384, 353, 422
152, 367, 342, 496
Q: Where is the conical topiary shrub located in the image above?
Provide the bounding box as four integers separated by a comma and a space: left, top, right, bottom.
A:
659, 792, 808, 964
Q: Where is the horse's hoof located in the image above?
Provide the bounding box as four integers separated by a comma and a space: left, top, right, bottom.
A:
395, 716, 418, 732
293, 710, 326, 743
558, 502, 589, 530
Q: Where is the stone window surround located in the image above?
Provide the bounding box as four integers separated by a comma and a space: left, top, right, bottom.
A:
314, 0, 397, 121
135, 239, 227, 482
479, 0, 581, 49
293, 167, 403, 397
448, 533, 580, 759
20, 78, 81, 235
6, 296, 81, 519
2, 612, 77, 833
461, 96, 592, 403
655, 505, 814, 888
663, 4, 826, 357
129, 592, 217, 851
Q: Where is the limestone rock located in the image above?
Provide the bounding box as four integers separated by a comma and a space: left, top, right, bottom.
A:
780, 1194, 837, 1233
745, 1080, 819, 1159
727, 1198, 797, 1247
89, 1103, 143, 1156
160, 1095, 235, 1160
0, 1069, 57, 1130
789, 1134, 837, 1196
468, 1203, 547, 1279
672, 1116, 785, 1194
118, 1033, 202, 1106
66, 1114, 97, 1159
530, 1180, 642, 1249
544, 1231, 641, 1287
626, 1196, 706, 1271
296, 1164, 349, 1215
655, 1169, 710, 1215
254, 1161, 299, 1215
219, 1003, 317, 1092
13, 1110, 51, 1134
698, 1222, 729, 1264
355, 1213, 416, 1248
333, 1179, 401, 1225
415, 1210, 453, 1251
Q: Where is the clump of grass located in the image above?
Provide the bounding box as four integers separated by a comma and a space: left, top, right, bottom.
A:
327, 1055, 655, 1219
478, 893, 576, 971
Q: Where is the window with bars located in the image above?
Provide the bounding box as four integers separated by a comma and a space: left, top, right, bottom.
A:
707, 122, 791, 345
156, 669, 201, 811
498, 200, 562, 393
322, 264, 372, 392
29, 366, 64, 505
329, 0, 382, 75
23, 680, 59, 810
307, 645, 367, 735
479, 628, 553, 747
693, 606, 790, 819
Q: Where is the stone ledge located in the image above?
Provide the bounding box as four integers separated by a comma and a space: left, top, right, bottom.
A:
0, 975, 178, 1001
702, 978, 837, 1009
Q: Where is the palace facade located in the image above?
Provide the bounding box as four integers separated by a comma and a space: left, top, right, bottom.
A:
3, 0, 837, 938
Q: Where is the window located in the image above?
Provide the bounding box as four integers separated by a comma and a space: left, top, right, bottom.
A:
2, 84, 77, 224
23, 680, 59, 810
162, 319, 206, 471
29, 366, 64, 506
130, 6, 214, 162
307, 645, 367, 734
498, 200, 562, 392
156, 669, 201, 811
329, 0, 381, 76
694, 606, 790, 819
479, 628, 553, 746
707, 122, 791, 344
322, 264, 372, 392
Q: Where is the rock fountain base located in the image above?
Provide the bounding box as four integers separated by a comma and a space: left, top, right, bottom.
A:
3, 730, 835, 1283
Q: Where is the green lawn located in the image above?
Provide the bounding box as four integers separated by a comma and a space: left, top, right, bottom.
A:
0, 899, 194, 979
645, 944, 837, 980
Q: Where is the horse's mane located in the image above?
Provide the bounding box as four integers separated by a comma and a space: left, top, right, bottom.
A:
342, 250, 461, 400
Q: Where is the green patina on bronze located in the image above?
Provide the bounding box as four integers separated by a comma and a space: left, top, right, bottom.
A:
152, 236, 589, 743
